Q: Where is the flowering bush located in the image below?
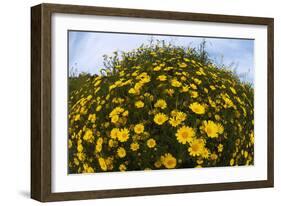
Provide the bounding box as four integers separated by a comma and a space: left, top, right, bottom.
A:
68, 42, 254, 173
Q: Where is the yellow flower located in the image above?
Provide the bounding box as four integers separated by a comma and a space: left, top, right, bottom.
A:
176, 126, 195, 144
109, 107, 124, 117
197, 159, 204, 165
169, 117, 181, 127
119, 164, 127, 171
83, 164, 94, 173
188, 139, 205, 156
161, 153, 177, 169
94, 80, 101, 87
224, 97, 234, 108
113, 97, 124, 104
108, 139, 114, 147
105, 157, 114, 170
178, 62, 187, 68
77, 144, 83, 152
210, 85, 216, 90
218, 144, 224, 152
97, 137, 103, 145
181, 85, 189, 92
130, 142, 140, 151
137, 72, 151, 84
154, 99, 167, 109
230, 158, 235, 166
134, 82, 143, 90
74, 114, 80, 121
194, 78, 201, 85
96, 105, 102, 112
154, 160, 162, 168
175, 111, 187, 121
215, 114, 221, 121
189, 102, 205, 115
132, 71, 138, 77
86, 95, 92, 100
181, 76, 187, 81
117, 128, 130, 142
147, 138, 156, 148
134, 124, 144, 134
221, 94, 234, 108
94, 87, 100, 94
202, 120, 220, 138
98, 157, 107, 171
230, 87, 237, 94
157, 75, 167, 81
154, 113, 168, 125
250, 131, 254, 144
201, 148, 210, 159
110, 128, 119, 139
117, 147, 126, 158
83, 129, 93, 141
217, 123, 224, 134
119, 71, 125, 77
80, 106, 87, 115
191, 91, 198, 98
164, 66, 173, 71
135, 100, 144, 108
95, 143, 102, 152
210, 153, 218, 160
73, 158, 79, 166
122, 110, 129, 117
88, 114, 96, 123
77, 152, 85, 161
140, 76, 151, 84
153, 66, 161, 71
68, 140, 72, 149
171, 79, 182, 87
190, 84, 197, 90
166, 88, 175, 96
169, 111, 186, 127
244, 151, 248, 158
111, 114, 119, 123
109, 84, 117, 91
128, 87, 138, 94
106, 94, 110, 101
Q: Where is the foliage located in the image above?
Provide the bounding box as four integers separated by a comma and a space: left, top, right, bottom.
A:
68, 72, 95, 103
68, 41, 254, 173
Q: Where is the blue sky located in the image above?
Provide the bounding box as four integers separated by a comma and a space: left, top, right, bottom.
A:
69, 31, 254, 84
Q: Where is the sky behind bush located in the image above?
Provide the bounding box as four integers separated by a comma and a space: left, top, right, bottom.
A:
69, 31, 254, 84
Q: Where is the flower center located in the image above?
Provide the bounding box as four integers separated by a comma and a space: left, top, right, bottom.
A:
181, 131, 188, 139
206, 127, 213, 135
167, 159, 174, 166
192, 143, 200, 152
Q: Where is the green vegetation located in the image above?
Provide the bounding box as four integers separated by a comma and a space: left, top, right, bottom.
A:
68, 41, 254, 173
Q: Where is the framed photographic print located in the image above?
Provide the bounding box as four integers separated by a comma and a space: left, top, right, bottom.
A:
31, 3, 274, 202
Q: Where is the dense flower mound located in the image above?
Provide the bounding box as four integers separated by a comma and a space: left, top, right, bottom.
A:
68, 43, 254, 173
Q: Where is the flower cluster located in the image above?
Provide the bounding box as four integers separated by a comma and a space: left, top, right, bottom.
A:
68, 43, 254, 173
